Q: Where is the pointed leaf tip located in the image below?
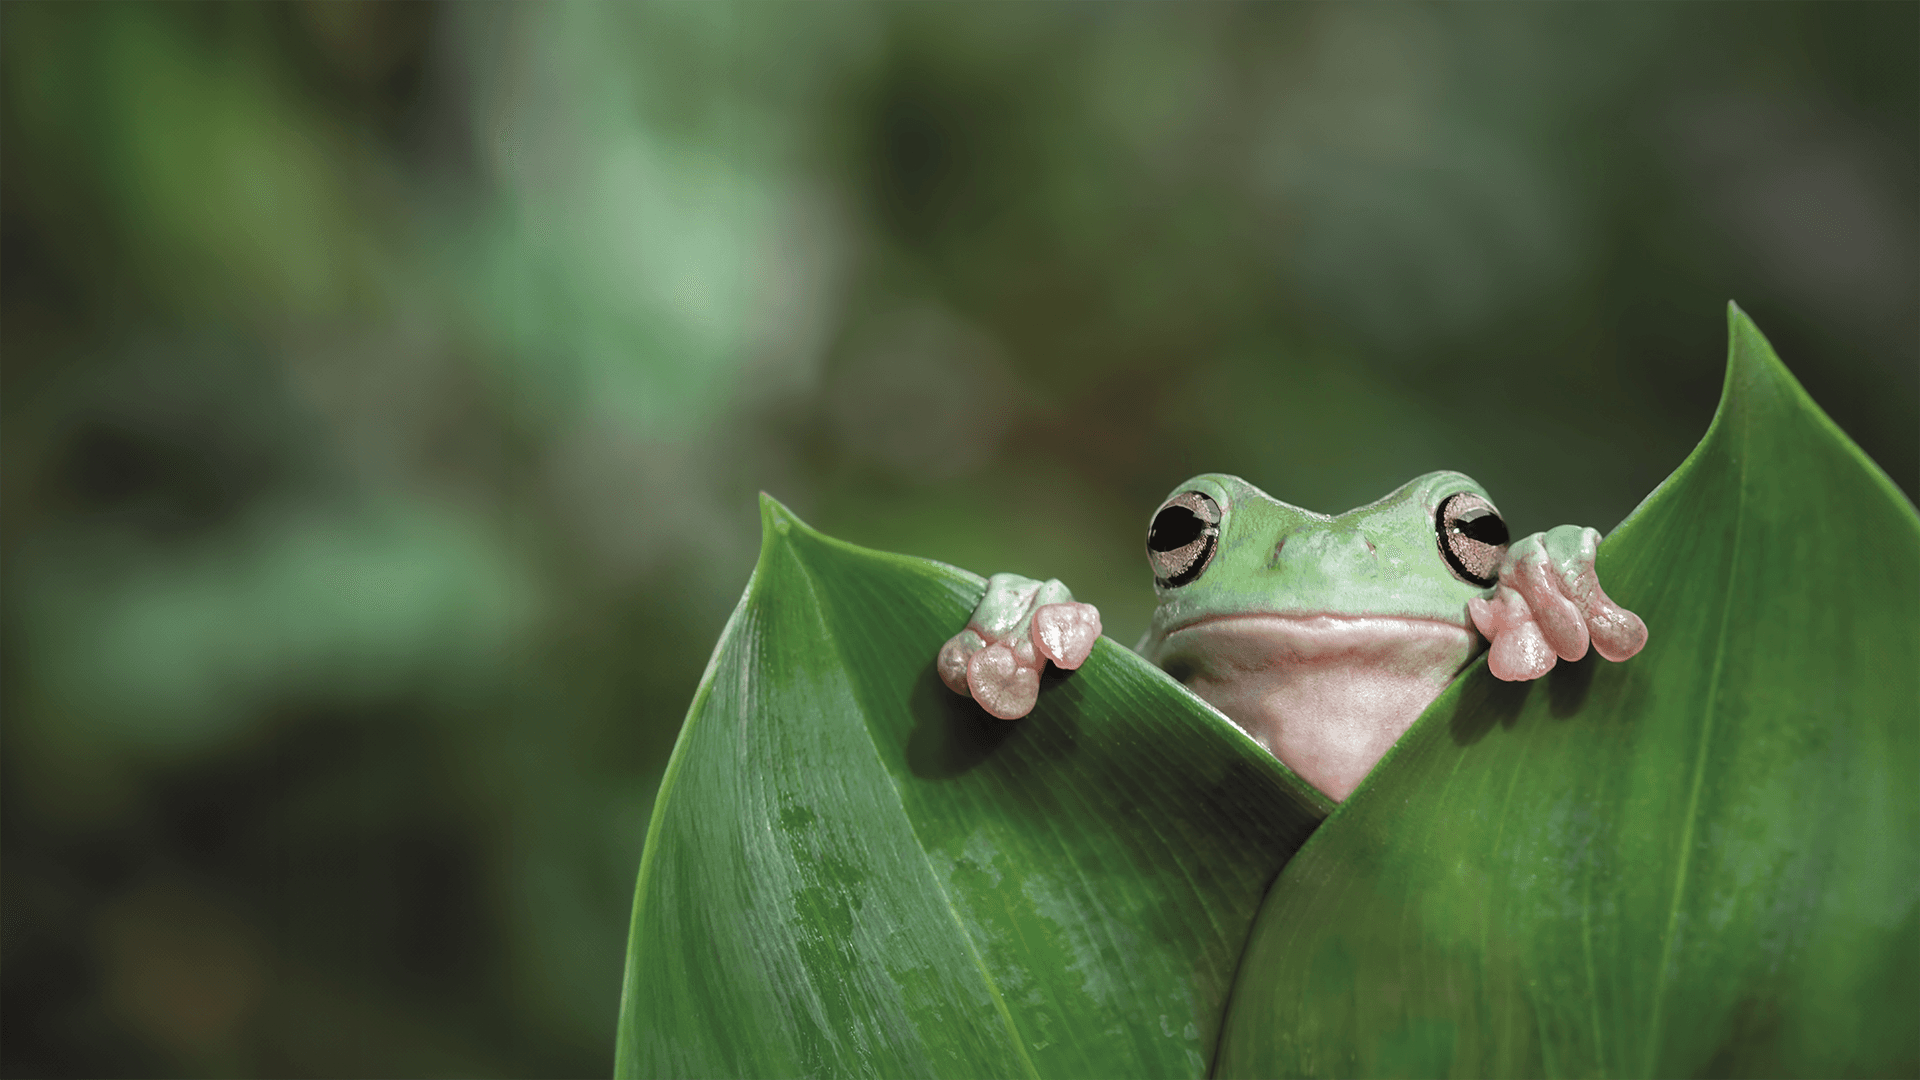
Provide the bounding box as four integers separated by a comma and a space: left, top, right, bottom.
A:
1688, 301, 1830, 479
757, 491, 809, 544
1718, 304, 1911, 518
1722, 301, 1817, 410
1726, 300, 1783, 377
752, 492, 812, 586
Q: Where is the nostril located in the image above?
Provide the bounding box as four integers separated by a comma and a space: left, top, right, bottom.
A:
1364, 538, 1378, 556
1269, 538, 1286, 566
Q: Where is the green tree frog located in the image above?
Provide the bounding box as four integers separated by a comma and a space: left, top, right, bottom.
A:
937, 471, 1647, 800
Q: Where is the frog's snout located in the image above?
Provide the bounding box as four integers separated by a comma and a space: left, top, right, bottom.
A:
1271, 528, 1380, 575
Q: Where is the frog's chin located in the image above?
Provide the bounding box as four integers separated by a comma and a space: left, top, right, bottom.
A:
1151, 613, 1480, 803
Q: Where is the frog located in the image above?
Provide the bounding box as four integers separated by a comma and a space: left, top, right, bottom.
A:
936, 471, 1647, 801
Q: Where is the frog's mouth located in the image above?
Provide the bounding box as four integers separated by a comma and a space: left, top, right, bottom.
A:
1158, 611, 1478, 662
1152, 613, 1482, 802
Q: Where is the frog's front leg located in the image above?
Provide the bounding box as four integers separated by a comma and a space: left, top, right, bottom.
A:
938, 573, 1102, 719
1468, 525, 1648, 681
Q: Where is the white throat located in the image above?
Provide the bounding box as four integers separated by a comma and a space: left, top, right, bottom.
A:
1151, 614, 1479, 801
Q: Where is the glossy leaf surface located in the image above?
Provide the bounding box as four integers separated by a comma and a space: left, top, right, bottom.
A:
1215, 307, 1920, 1078
615, 498, 1331, 1078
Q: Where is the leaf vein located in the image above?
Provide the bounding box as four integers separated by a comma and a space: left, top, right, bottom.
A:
1643, 389, 1748, 1072
807, 560, 1045, 1080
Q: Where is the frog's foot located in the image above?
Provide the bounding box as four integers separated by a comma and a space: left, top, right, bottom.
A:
1468, 525, 1649, 682
937, 573, 1102, 719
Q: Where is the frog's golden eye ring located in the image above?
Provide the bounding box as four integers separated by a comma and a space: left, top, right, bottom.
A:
1437, 491, 1510, 588
1148, 491, 1221, 588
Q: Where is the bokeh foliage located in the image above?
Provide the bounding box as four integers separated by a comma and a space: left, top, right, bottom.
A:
2, 3, 1914, 1077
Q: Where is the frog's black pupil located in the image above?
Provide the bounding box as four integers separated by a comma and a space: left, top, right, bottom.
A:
1456, 510, 1509, 546
1149, 506, 1204, 552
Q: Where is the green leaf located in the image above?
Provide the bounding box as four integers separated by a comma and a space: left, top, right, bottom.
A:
616, 496, 1331, 1078
1215, 306, 1920, 1078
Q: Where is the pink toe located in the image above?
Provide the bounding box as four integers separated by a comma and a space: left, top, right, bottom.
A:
1470, 589, 1531, 639
1586, 583, 1649, 662
1468, 596, 1504, 642
1489, 620, 1556, 681
938, 630, 982, 695
1032, 602, 1101, 669
1512, 552, 1589, 662
967, 644, 1041, 719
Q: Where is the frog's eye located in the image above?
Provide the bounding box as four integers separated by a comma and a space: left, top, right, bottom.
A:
1148, 491, 1221, 588
1437, 492, 1509, 588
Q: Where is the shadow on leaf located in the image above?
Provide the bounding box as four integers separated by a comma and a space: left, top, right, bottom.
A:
1446, 668, 1531, 747
905, 665, 1017, 779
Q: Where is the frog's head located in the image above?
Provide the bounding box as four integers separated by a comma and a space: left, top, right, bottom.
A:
1139, 471, 1510, 644
1136, 471, 1511, 799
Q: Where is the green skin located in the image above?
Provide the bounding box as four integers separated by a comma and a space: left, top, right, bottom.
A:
939, 470, 1648, 801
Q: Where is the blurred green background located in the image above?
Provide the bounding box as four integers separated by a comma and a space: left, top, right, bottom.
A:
2, 3, 1913, 1076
